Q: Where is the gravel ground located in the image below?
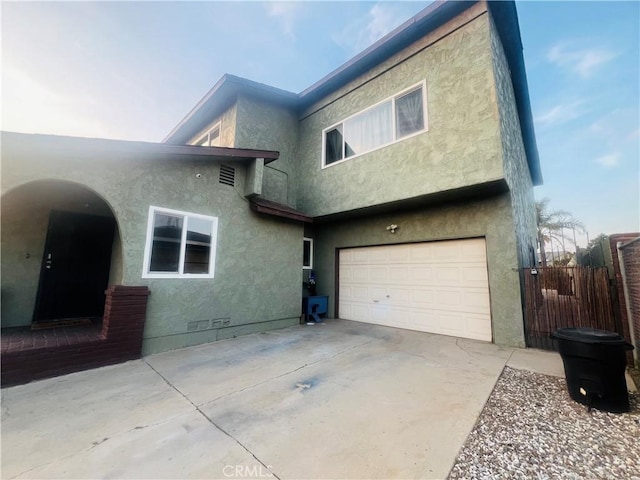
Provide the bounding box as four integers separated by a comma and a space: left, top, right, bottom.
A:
448, 367, 640, 480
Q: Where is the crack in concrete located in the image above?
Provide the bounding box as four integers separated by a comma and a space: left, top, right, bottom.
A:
397, 349, 448, 366
7, 407, 197, 479
455, 338, 477, 358
9, 338, 377, 479
143, 360, 282, 480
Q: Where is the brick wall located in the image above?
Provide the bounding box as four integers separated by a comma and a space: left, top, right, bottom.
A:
609, 234, 639, 365
1, 286, 150, 387
619, 238, 640, 365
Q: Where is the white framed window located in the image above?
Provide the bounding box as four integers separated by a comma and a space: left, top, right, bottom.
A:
142, 206, 218, 279
303, 237, 313, 270
195, 122, 221, 147
322, 81, 427, 168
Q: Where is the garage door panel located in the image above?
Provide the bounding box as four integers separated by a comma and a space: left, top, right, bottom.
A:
349, 304, 370, 320
462, 265, 490, 283
388, 245, 410, 262
410, 266, 434, 282
348, 286, 369, 302
340, 265, 352, 282
352, 249, 370, 263
408, 288, 436, 306
436, 289, 460, 307
389, 267, 410, 282
339, 239, 492, 341
434, 267, 460, 283
464, 291, 491, 310
432, 243, 460, 260
369, 267, 388, 282
388, 287, 410, 303
460, 239, 487, 259
350, 266, 370, 282
369, 286, 388, 298
408, 243, 435, 261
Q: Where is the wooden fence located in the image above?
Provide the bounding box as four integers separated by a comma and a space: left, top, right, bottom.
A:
522, 267, 619, 350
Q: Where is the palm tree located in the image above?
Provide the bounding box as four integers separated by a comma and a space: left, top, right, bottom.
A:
536, 198, 585, 267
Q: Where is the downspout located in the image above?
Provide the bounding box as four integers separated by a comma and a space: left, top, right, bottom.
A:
617, 241, 638, 362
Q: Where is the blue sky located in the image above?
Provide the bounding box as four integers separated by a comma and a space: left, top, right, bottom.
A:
2, 1, 638, 245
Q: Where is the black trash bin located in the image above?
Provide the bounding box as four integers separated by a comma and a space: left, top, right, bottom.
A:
551, 328, 634, 413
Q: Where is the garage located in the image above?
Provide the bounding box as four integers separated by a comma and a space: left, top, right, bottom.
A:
338, 238, 492, 341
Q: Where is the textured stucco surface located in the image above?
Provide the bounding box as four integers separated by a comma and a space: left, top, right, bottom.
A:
313, 195, 526, 347
296, 7, 504, 217
234, 94, 299, 207
1, 139, 302, 352
489, 13, 537, 269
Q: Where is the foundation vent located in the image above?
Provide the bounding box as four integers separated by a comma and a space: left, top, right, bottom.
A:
219, 165, 235, 186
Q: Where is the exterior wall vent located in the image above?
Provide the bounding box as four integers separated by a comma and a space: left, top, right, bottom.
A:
219, 165, 235, 186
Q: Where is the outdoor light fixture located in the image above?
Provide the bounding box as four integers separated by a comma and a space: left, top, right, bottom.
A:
386, 224, 398, 234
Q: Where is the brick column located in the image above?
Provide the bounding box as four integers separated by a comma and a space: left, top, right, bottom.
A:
102, 285, 151, 358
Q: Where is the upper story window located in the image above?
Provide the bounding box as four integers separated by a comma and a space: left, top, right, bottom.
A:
142, 206, 218, 279
195, 123, 221, 147
322, 81, 427, 168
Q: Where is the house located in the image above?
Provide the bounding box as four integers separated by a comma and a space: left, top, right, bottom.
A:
1, 0, 541, 383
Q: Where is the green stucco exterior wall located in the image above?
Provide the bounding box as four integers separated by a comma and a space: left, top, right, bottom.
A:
296, 5, 505, 218
1, 139, 302, 353
489, 12, 537, 270
313, 194, 526, 347
234, 94, 299, 208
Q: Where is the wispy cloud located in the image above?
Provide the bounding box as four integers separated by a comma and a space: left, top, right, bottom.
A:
547, 43, 617, 78
332, 4, 409, 55
588, 109, 640, 148
265, 2, 304, 39
535, 100, 586, 127
626, 128, 640, 141
594, 153, 620, 168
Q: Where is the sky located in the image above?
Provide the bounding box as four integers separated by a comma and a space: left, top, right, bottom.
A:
2, 1, 638, 247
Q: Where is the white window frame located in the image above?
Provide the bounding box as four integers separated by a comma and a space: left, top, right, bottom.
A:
321, 81, 428, 168
194, 122, 221, 147
303, 237, 313, 270
142, 206, 218, 279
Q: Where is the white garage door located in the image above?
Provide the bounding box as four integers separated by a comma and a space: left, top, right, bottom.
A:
338, 238, 492, 341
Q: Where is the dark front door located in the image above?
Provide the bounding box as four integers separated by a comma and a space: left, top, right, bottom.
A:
33, 210, 116, 322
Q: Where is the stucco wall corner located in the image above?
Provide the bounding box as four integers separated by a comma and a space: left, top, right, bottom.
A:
488, 11, 537, 273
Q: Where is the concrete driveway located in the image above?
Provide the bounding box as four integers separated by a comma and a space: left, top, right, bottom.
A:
1, 320, 563, 479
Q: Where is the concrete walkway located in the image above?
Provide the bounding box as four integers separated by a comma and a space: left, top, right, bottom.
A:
1, 320, 564, 479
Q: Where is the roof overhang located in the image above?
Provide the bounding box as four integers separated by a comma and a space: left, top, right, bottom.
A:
163, 74, 299, 145
1, 131, 280, 164
486, 1, 542, 186
297, 1, 474, 110
250, 197, 313, 223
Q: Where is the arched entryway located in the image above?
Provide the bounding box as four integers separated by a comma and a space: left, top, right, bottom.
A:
1, 180, 122, 327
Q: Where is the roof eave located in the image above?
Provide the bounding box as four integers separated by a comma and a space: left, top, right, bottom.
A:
487, 1, 542, 186
297, 1, 475, 109
249, 197, 313, 223
2, 131, 280, 164
163, 75, 298, 146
